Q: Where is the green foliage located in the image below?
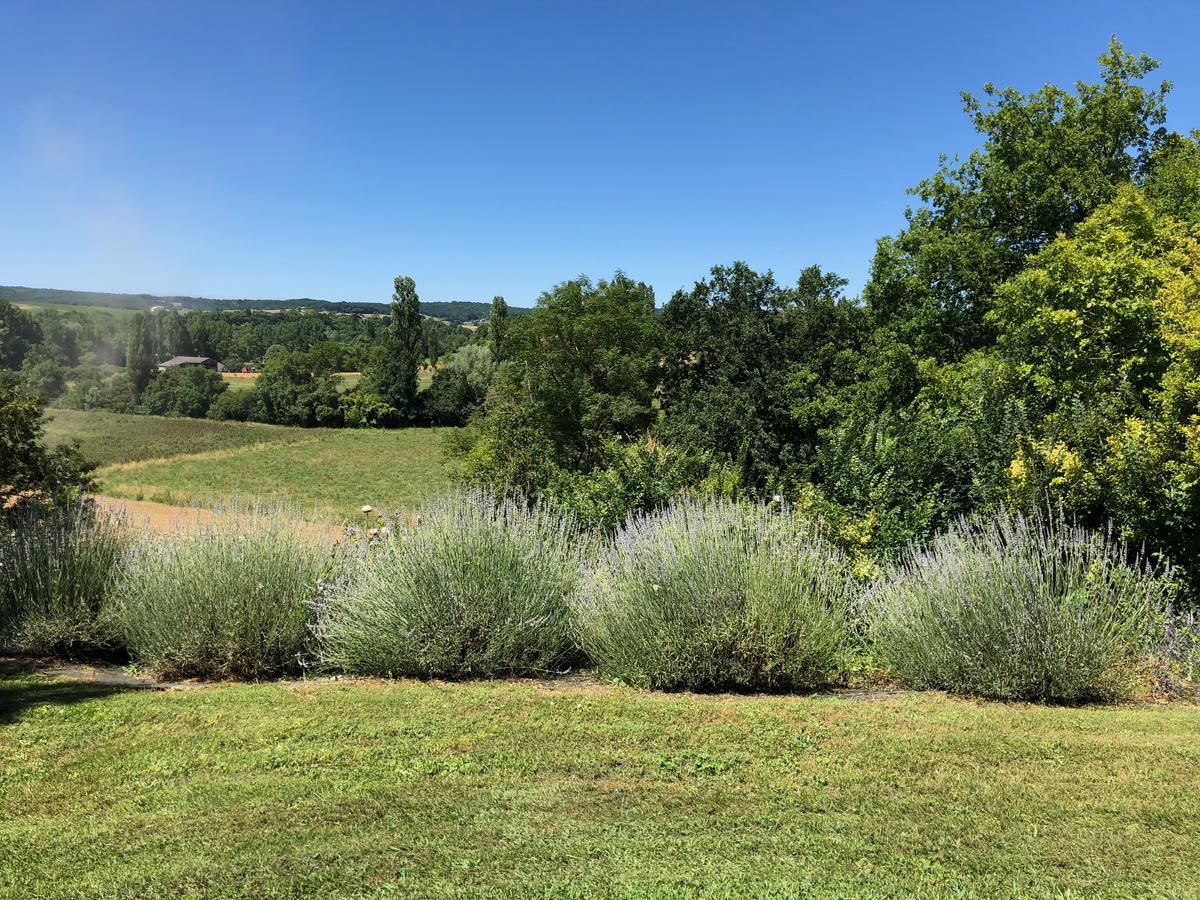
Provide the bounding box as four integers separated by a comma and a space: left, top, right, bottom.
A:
776, 41, 1200, 590
114, 506, 329, 679
578, 499, 856, 691
366, 275, 424, 422
57, 368, 136, 413
544, 437, 731, 533
338, 386, 394, 428
0, 299, 42, 369
0, 284, 526, 321
462, 273, 659, 495
0, 500, 127, 656
157, 310, 193, 358
489, 294, 508, 359
124, 312, 156, 397
206, 386, 260, 421
18, 355, 67, 401
316, 491, 584, 678
136, 366, 227, 418
1144, 131, 1200, 223
660, 262, 865, 494
262, 347, 344, 426
0, 379, 95, 517
987, 186, 1200, 587
866, 38, 1170, 359
234, 346, 344, 427
870, 509, 1172, 702
424, 343, 497, 425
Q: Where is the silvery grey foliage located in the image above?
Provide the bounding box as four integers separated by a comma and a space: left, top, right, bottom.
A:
1161, 607, 1200, 692
115, 503, 328, 679
868, 509, 1173, 702
577, 498, 856, 692
315, 489, 586, 678
0, 499, 126, 656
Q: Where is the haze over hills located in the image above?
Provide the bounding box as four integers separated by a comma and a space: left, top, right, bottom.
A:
0, 285, 525, 324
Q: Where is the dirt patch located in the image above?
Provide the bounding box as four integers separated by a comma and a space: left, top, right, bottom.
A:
0, 657, 195, 690
94, 496, 343, 543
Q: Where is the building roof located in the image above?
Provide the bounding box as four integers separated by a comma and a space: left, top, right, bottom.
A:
158, 356, 218, 367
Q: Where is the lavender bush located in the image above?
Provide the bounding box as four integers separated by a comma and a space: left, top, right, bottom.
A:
315, 490, 584, 678
868, 510, 1172, 702
1162, 607, 1200, 691
577, 499, 856, 692
115, 504, 328, 679
0, 500, 127, 656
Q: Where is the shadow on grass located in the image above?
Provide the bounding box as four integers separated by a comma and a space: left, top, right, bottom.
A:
0, 660, 156, 725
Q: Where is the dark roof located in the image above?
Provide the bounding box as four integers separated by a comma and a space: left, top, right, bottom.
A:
158, 356, 218, 367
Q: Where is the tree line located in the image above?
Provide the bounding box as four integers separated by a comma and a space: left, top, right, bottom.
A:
455, 39, 1200, 598
0, 293, 499, 427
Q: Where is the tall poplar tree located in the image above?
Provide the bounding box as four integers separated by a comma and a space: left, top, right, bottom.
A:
370, 275, 423, 420
489, 295, 509, 360
125, 312, 156, 398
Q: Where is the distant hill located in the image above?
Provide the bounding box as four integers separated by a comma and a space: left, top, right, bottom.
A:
0, 285, 525, 324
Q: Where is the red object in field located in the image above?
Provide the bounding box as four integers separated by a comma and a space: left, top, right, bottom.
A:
241, 367, 249, 374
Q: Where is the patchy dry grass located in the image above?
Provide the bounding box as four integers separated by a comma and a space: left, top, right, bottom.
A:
1, 672, 1197, 897
220, 371, 365, 393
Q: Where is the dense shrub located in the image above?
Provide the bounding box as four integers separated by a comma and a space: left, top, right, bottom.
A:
577, 499, 856, 692
869, 510, 1172, 702
114, 507, 328, 679
339, 386, 394, 428
207, 387, 260, 421
315, 490, 583, 678
424, 344, 498, 425
0, 500, 126, 656
136, 366, 227, 418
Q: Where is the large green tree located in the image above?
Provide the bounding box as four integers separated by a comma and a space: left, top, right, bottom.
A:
251, 346, 343, 427
462, 274, 659, 493
0, 300, 42, 370
125, 312, 157, 398
790, 38, 1185, 551
489, 295, 509, 360
658, 262, 865, 493
990, 186, 1200, 575
866, 38, 1171, 365
368, 275, 423, 421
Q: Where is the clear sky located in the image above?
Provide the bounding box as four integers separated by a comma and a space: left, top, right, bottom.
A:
4, 1, 1200, 306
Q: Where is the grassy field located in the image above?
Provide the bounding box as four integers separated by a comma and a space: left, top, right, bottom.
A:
44, 410, 309, 467
0, 672, 1197, 897
13, 300, 144, 320
219, 372, 259, 392
45, 409, 455, 519
221, 371, 367, 393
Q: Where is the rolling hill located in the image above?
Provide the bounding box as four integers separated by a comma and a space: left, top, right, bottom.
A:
0, 285, 525, 324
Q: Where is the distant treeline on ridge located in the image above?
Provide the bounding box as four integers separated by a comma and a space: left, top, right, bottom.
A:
0, 285, 524, 325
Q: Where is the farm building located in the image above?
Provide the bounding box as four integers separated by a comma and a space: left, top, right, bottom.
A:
157, 355, 225, 372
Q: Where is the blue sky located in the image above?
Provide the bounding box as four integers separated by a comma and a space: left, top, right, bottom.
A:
4, 1, 1200, 306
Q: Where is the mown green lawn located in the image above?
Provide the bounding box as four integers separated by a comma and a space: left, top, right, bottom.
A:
45, 410, 457, 519
1, 673, 1197, 897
